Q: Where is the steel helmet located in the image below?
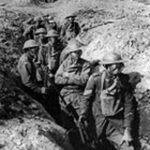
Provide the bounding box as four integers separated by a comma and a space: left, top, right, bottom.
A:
23, 40, 39, 49
46, 29, 59, 37
35, 28, 47, 35
67, 40, 83, 54
101, 52, 125, 65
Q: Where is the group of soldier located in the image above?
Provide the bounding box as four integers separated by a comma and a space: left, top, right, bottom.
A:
17, 14, 136, 150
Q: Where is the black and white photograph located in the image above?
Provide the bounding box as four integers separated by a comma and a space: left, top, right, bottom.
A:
0, 0, 150, 149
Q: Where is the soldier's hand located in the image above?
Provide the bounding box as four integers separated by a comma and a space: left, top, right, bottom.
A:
67, 65, 77, 73
41, 87, 49, 94
78, 115, 88, 128
121, 128, 133, 146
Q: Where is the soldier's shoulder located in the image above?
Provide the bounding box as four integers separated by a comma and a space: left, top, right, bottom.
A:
90, 72, 102, 80
93, 72, 102, 77
80, 58, 89, 64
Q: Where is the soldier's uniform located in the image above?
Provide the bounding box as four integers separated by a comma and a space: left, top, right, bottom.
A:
80, 54, 135, 150
17, 53, 42, 94
61, 15, 80, 42
17, 40, 61, 124
38, 35, 62, 75
55, 51, 91, 150
37, 30, 62, 124
55, 53, 91, 115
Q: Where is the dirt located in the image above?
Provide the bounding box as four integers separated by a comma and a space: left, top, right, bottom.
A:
0, 0, 150, 149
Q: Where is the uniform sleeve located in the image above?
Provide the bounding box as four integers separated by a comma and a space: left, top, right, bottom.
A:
67, 62, 91, 86
80, 75, 95, 118
20, 62, 41, 93
123, 86, 135, 130
55, 61, 68, 85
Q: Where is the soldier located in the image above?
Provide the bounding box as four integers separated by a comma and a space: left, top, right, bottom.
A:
17, 39, 61, 123
79, 52, 135, 150
17, 39, 48, 100
55, 45, 91, 149
34, 28, 47, 45
38, 29, 62, 79
55, 45, 91, 123
60, 15, 80, 44
36, 29, 62, 124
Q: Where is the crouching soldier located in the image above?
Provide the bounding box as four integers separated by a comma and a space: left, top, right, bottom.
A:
60, 15, 80, 46
17, 39, 60, 123
55, 45, 91, 149
80, 52, 135, 150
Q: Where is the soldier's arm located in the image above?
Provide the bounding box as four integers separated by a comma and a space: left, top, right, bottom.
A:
21, 61, 41, 93
123, 85, 135, 131
67, 62, 91, 86
80, 75, 95, 118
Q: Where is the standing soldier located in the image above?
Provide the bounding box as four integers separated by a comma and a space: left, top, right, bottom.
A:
38, 29, 62, 79
17, 39, 49, 105
79, 52, 135, 150
60, 15, 80, 45
34, 28, 47, 83
55, 46, 91, 116
34, 28, 47, 44
55, 46, 90, 149
17, 39, 61, 123
37, 29, 62, 124
55, 45, 91, 149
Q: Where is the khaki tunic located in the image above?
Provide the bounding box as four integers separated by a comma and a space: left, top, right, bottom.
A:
55, 55, 91, 114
